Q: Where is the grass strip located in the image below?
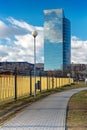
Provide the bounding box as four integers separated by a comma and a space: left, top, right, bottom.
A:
67, 89, 87, 130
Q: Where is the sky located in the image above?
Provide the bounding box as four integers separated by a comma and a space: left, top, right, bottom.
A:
0, 0, 87, 64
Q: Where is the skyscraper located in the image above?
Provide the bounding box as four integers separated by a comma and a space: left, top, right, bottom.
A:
44, 8, 71, 70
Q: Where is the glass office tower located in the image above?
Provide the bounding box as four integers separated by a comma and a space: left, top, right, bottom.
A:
44, 8, 71, 70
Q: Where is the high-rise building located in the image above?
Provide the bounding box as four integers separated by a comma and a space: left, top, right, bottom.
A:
44, 8, 71, 70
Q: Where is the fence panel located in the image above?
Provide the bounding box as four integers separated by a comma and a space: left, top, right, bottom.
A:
17, 76, 30, 98
0, 75, 14, 103
0, 75, 73, 104
41, 77, 47, 91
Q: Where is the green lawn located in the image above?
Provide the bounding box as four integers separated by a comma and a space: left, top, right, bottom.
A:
67, 86, 87, 130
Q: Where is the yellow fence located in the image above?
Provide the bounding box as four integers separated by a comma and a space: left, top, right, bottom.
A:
0, 75, 73, 103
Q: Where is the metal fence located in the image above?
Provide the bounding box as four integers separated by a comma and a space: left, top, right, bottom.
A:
0, 74, 73, 104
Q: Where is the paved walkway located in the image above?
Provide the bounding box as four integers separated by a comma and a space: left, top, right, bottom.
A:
0, 87, 87, 130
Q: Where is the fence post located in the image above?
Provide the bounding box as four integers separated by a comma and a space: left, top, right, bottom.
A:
47, 74, 48, 90
14, 67, 17, 101
40, 71, 42, 92
56, 77, 57, 88
30, 70, 32, 96
52, 76, 54, 89
59, 77, 60, 87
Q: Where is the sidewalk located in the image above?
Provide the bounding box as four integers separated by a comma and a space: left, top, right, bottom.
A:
0, 87, 87, 130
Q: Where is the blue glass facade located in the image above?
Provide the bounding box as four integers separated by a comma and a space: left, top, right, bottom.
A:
63, 18, 71, 69
44, 9, 71, 70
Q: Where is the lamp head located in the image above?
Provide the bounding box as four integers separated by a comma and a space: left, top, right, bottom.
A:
32, 31, 38, 38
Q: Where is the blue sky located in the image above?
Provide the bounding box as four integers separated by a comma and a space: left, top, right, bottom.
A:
0, 0, 87, 64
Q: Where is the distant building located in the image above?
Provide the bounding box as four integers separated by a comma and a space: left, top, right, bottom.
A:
35, 63, 44, 71
71, 63, 87, 78
44, 8, 71, 71
0, 62, 34, 75
0, 62, 44, 76
35, 63, 44, 76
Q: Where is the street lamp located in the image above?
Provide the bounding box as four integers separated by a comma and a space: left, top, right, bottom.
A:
32, 30, 38, 97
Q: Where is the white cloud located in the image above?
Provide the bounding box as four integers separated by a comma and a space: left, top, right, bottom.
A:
0, 17, 87, 64
44, 22, 62, 43
7, 17, 43, 33
44, 20, 62, 43
0, 17, 44, 63
0, 20, 28, 38
71, 36, 87, 64
44, 8, 63, 18
44, 9, 62, 43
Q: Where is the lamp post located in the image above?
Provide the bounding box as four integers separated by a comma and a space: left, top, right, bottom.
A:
32, 30, 38, 97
